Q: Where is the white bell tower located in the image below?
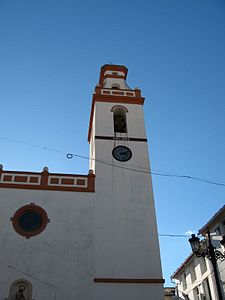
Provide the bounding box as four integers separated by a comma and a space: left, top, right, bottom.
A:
89, 65, 164, 300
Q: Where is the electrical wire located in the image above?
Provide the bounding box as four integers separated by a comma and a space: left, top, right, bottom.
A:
158, 234, 189, 238
8, 265, 57, 300
0, 136, 225, 187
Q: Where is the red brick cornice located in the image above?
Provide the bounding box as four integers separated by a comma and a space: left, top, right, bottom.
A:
94, 278, 165, 284
0, 169, 95, 192
99, 64, 128, 86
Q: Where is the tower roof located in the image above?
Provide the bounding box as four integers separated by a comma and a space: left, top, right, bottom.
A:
99, 64, 128, 86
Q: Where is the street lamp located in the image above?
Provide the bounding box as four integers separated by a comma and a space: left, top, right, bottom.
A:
189, 228, 225, 300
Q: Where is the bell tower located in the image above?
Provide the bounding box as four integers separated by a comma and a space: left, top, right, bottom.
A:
89, 65, 164, 300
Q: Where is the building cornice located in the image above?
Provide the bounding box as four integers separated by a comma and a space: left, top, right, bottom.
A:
171, 253, 194, 279
0, 168, 95, 192
199, 205, 225, 234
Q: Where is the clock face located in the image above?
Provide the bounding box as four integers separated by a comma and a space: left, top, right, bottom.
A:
112, 146, 132, 162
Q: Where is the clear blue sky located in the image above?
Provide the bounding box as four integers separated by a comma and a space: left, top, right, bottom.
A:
0, 0, 225, 286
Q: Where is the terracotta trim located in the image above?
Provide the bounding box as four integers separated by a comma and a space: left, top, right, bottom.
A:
111, 105, 128, 112
3, 175, 13, 182
99, 65, 128, 85
94, 94, 144, 104
101, 88, 133, 92
100, 90, 136, 97
102, 90, 111, 94
0, 170, 95, 192
11, 203, 50, 239
94, 278, 165, 284
61, 178, 75, 185
126, 92, 135, 96
14, 176, 28, 182
104, 74, 125, 80
112, 91, 126, 96
88, 94, 145, 142
0, 170, 89, 177
0, 170, 43, 175
41, 170, 49, 186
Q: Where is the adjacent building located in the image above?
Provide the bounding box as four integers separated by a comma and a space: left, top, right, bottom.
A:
171, 205, 225, 300
164, 287, 178, 299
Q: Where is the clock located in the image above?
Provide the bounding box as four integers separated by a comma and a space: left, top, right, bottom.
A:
112, 146, 132, 162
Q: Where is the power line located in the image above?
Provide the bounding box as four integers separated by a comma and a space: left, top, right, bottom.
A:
0, 136, 225, 187
8, 265, 57, 300
158, 234, 189, 238
66, 153, 225, 187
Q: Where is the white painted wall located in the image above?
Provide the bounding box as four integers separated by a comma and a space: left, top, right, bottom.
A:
93, 142, 162, 276
0, 188, 94, 300
94, 284, 164, 300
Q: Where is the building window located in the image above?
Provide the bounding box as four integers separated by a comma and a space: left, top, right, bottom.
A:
113, 106, 127, 133
215, 226, 222, 236
200, 257, 207, 275
194, 284, 209, 300
203, 278, 212, 300
213, 226, 223, 248
190, 263, 197, 283
182, 272, 187, 290
11, 203, 50, 239
195, 286, 200, 300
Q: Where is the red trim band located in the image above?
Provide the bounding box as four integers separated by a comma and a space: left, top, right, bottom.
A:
94, 278, 165, 284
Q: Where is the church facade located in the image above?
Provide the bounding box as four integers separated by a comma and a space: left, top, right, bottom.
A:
0, 65, 164, 299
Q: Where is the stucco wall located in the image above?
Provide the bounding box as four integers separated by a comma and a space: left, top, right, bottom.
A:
0, 188, 94, 299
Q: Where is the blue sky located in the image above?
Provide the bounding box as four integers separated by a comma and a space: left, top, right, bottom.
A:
0, 0, 225, 286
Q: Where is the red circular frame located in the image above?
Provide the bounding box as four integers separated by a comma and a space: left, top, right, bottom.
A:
11, 203, 50, 239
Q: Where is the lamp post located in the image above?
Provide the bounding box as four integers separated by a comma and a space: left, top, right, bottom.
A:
189, 228, 225, 300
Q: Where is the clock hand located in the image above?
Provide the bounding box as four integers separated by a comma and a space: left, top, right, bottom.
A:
120, 151, 129, 155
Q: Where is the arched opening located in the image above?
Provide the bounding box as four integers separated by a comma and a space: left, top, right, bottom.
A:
111, 83, 121, 90
113, 106, 127, 133
8, 278, 33, 300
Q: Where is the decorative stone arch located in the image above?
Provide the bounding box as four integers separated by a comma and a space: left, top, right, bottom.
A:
111, 105, 128, 113
111, 83, 121, 90
8, 278, 33, 300
111, 105, 128, 134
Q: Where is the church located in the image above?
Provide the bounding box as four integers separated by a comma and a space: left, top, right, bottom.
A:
0, 64, 164, 299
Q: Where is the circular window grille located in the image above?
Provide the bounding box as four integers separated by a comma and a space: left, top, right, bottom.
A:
11, 203, 50, 239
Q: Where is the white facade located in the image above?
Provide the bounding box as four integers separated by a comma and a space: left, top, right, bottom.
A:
0, 188, 94, 300
172, 254, 218, 299
0, 64, 164, 300
172, 205, 225, 300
